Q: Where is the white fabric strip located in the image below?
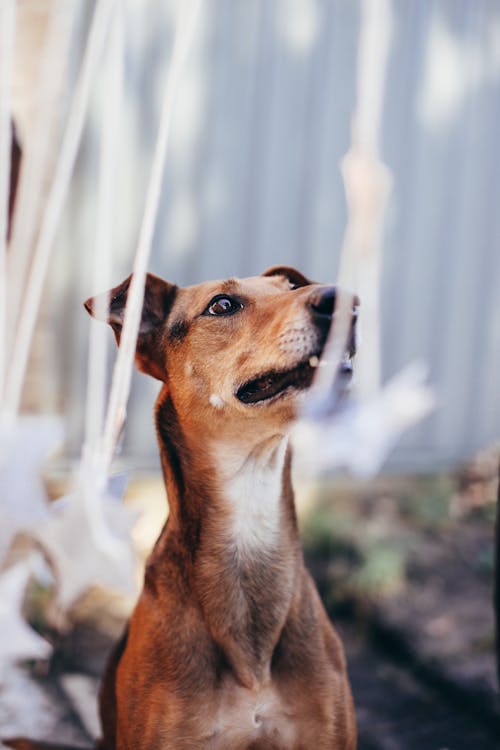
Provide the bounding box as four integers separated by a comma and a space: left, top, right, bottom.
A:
0, 0, 16, 406
100, 0, 203, 469
85, 8, 125, 457
336, 0, 394, 399
6, 0, 77, 361
4, 0, 117, 417
309, 0, 393, 406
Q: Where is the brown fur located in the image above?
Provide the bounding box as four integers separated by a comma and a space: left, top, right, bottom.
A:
5, 267, 357, 750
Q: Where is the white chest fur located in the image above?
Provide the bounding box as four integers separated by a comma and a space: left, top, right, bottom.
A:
214, 437, 288, 552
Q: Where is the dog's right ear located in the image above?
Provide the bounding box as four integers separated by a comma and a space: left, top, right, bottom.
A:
84, 273, 177, 381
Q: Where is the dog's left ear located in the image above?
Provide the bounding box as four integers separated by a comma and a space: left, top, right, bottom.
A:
84, 273, 177, 381
261, 265, 313, 288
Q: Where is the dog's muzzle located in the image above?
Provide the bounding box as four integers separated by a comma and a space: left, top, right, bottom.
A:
235, 286, 357, 405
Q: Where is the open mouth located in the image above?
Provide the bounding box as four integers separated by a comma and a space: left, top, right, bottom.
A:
236, 352, 353, 405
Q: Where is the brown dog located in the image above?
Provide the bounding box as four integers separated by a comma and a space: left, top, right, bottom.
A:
6, 266, 357, 750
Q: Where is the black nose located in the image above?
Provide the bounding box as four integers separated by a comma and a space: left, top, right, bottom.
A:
309, 286, 336, 318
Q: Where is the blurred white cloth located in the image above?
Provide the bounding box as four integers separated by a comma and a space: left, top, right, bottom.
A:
294, 362, 435, 478
0, 560, 52, 666
0, 415, 62, 565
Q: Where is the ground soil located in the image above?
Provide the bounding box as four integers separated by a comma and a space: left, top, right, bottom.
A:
1, 469, 498, 748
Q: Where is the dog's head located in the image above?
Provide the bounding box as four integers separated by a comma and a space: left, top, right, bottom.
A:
85, 267, 358, 434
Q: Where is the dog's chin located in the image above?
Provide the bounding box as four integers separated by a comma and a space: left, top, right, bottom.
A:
235, 352, 354, 406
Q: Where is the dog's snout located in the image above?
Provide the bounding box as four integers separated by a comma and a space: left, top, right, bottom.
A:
309, 287, 336, 318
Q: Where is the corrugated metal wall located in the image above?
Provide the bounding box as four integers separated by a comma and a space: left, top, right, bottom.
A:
53, 0, 500, 470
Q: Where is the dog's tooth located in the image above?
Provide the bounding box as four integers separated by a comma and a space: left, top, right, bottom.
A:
309, 355, 319, 368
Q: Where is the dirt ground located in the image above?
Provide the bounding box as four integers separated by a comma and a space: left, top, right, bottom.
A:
1, 462, 498, 748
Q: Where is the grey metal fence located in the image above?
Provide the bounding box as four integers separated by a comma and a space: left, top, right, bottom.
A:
50, 0, 499, 470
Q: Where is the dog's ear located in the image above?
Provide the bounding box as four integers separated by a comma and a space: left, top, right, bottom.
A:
84, 273, 177, 381
261, 266, 313, 288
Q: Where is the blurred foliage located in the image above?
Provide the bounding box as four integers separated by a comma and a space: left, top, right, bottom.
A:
347, 543, 406, 598
398, 475, 455, 529
301, 502, 357, 557
300, 462, 497, 607
301, 491, 408, 604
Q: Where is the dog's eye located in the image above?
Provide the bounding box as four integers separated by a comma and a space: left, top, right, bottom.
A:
205, 295, 242, 316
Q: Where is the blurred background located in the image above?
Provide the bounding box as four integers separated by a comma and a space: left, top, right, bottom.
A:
22, 0, 500, 468
2, 0, 500, 747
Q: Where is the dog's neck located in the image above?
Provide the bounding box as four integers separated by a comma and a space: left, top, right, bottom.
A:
154, 388, 303, 687
212, 432, 289, 552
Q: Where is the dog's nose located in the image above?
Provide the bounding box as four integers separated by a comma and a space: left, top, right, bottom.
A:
309, 286, 336, 318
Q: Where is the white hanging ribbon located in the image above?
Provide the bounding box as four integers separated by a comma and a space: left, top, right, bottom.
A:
100, 0, 203, 470
85, 8, 124, 460
336, 0, 394, 399
308, 0, 394, 410
4, 0, 117, 418
46, 0, 202, 581
0, 0, 16, 407
79, 5, 126, 561
296, 0, 433, 477
6, 0, 77, 363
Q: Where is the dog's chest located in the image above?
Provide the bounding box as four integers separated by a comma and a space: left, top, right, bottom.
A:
206, 682, 297, 749
216, 439, 287, 552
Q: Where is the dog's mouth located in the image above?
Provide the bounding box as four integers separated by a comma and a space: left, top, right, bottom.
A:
236, 351, 354, 405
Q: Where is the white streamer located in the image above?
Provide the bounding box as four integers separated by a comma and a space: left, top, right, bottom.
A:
4, 0, 117, 417
100, 0, 203, 469
7, 0, 77, 361
85, 9, 124, 456
336, 0, 394, 399
0, 0, 16, 407
79, 5, 126, 561
306, 0, 393, 410
296, 0, 433, 478
355, 0, 394, 155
